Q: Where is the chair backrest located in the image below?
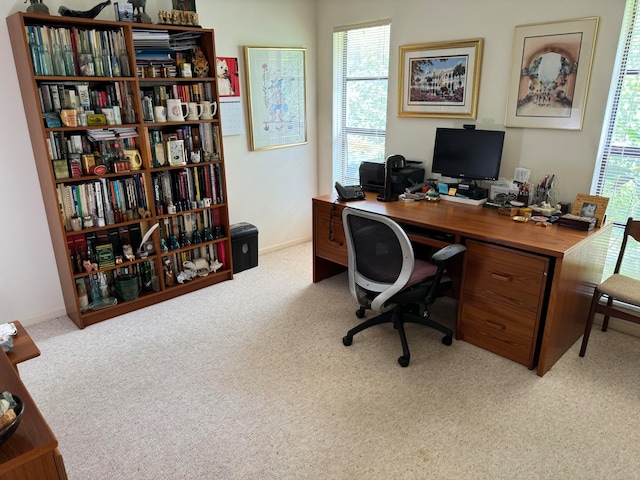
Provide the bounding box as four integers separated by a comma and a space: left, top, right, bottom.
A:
342, 207, 415, 312
614, 217, 640, 274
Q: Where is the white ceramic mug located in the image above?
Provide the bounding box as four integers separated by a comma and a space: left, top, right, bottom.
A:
166, 98, 188, 122
200, 100, 217, 120
153, 105, 167, 123
186, 102, 203, 121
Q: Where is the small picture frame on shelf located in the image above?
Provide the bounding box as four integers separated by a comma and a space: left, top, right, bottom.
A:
167, 140, 186, 166
114, 2, 134, 22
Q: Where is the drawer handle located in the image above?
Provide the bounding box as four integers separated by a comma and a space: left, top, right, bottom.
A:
490, 273, 512, 282
485, 320, 505, 330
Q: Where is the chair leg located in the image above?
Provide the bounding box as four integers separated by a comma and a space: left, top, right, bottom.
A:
393, 314, 411, 367
343, 312, 392, 345
602, 297, 614, 331
579, 289, 601, 357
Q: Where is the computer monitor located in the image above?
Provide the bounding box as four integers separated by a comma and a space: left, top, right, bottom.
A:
431, 127, 505, 182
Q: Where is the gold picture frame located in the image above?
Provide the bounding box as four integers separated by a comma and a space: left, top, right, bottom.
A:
505, 17, 599, 130
571, 193, 609, 227
398, 38, 483, 119
244, 46, 307, 151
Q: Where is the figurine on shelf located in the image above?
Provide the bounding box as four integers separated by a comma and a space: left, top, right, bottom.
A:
163, 258, 175, 286
25, 0, 49, 15
58, 0, 111, 19
193, 48, 209, 78
83, 259, 99, 273
128, 0, 151, 23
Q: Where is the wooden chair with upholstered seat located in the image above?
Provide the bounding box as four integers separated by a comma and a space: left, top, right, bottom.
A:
579, 217, 640, 357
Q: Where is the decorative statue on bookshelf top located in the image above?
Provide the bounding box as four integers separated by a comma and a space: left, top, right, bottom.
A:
25, 0, 49, 15
128, 0, 151, 23
58, 0, 112, 19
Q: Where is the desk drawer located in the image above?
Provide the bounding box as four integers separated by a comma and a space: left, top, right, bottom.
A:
459, 291, 537, 366
463, 240, 548, 311
313, 201, 348, 265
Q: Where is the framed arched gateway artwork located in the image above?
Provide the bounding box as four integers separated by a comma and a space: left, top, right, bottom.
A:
504, 17, 599, 130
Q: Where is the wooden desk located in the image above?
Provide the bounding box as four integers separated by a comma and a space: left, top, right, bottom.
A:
313, 192, 612, 376
0, 326, 67, 480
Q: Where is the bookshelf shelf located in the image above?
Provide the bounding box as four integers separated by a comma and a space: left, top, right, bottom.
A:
7, 12, 233, 329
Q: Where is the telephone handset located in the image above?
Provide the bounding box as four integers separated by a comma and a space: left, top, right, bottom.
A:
335, 182, 365, 201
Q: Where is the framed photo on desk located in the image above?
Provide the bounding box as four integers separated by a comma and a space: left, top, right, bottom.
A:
571, 193, 609, 227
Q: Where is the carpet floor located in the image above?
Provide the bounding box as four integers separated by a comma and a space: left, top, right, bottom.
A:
19, 242, 640, 479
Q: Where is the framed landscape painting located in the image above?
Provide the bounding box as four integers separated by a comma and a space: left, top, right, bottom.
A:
398, 38, 483, 119
504, 17, 599, 130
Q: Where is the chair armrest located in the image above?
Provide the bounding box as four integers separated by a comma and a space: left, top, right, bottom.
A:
431, 244, 466, 265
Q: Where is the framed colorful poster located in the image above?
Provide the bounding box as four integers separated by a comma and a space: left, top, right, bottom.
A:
398, 38, 483, 119
505, 17, 599, 130
244, 46, 307, 151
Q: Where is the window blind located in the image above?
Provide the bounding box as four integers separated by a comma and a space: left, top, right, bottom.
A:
332, 21, 390, 185
592, 0, 640, 280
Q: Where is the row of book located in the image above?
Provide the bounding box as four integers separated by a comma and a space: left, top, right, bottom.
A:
140, 82, 213, 107
56, 174, 149, 232
152, 163, 224, 215
39, 81, 135, 121
26, 25, 128, 77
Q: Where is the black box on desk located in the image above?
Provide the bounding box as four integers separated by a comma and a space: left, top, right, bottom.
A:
230, 223, 258, 273
359, 161, 425, 193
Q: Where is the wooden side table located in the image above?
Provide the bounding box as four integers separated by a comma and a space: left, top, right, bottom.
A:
4, 321, 40, 373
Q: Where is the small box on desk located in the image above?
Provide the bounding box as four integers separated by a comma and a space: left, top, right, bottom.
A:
557, 215, 597, 231
230, 223, 258, 273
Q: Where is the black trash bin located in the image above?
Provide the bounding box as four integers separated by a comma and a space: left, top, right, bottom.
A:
230, 223, 258, 273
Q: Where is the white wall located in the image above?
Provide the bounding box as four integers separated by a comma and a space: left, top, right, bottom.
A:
0, 0, 317, 325
0, 0, 627, 326
317, 0, 626, 203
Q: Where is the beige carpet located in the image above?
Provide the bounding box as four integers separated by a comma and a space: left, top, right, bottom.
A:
19, 242, 640, 479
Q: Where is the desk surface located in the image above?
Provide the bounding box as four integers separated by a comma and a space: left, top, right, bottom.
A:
315, 192, 604, 258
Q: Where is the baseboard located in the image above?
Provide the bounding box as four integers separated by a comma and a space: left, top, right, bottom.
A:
18, 308, 67, 327
259, 236, 311, 255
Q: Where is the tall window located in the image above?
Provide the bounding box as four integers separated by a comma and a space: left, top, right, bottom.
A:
333, 21, 390, 185
592, 0, 640, 280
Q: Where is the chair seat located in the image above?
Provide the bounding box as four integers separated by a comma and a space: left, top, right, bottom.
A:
599, 274, 640, 305
405, 259, 439, 289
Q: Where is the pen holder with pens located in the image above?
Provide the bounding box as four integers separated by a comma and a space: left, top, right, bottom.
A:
516, 193, 530, 206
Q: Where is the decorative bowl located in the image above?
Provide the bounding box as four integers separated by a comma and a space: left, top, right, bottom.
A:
0, 394, 24, 445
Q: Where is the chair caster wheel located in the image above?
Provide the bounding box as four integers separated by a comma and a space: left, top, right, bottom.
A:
442, 335, 453, 346
343, 336, 353, 346
398, 355, 410, 367
356, 308, 366, 318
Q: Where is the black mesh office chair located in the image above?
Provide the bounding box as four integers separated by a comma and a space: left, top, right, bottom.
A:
341, 207, 466, 366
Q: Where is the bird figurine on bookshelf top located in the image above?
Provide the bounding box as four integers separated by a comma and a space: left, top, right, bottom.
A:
128, 0, 152, 23
24, 0, 49, 15
58, 0, 112, 19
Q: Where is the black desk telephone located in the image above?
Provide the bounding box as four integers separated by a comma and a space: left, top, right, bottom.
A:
335, 182, 365, 201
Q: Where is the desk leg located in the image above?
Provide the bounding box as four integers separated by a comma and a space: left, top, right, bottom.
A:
313, 255, 346, 283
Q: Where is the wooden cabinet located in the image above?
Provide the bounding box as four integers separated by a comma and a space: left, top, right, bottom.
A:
6, 13, 232, 328
458, 239, 549, 368
0, 333, 67, 480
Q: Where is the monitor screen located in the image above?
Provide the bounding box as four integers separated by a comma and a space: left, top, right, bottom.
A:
431, 128, 505, 181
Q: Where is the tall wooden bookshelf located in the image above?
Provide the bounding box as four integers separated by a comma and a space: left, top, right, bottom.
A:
6, 12, 233, 328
